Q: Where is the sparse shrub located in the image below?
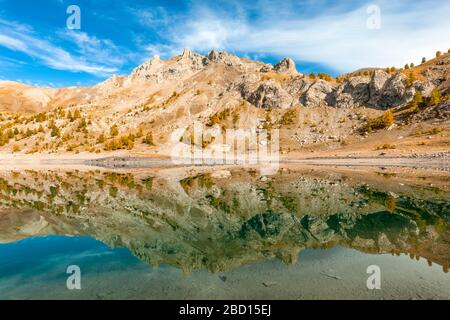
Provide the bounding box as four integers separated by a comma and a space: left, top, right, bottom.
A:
67, 111, 74, 121
136, 127, 144, 138
121, 135, 135, 150
35, 113, 47, 122
429, 89, 442, 106
12, 145, 21, 153
143, 132, 154, 146
425, 127, 443, 135
436, 51, 442, 58
406, 72, 416, 87
383, 110, 394, 126
280, 109, 297, 126
444, 93, 450, 101
74, 109, 82, 119
421, 57, 426, 64
360, 110, 394, 133
261, 72, 291, 82
232, 112, 240, 125
25, 128, 35, 138
0, 132, 10, 146
66, 144, 76, 152
318, 73, 332, 81
141, 177, 154, 190
51, 125, 60, 138
385, 194, 396, 213
376, 144, 396, 150
61, 133, 71, 142
104, 134, 135, 151
97, 133, 106, 144
409, 91, 423, 113
207, 108, 231, 127
110, 124, 119, 137
109, 186, 118, 198
78, 118, 87, 129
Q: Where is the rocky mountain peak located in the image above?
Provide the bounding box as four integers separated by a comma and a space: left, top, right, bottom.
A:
181, 48, 192, 58
274, 58, 297, 74
204, 50, 243, 67
130, 49, 207, 82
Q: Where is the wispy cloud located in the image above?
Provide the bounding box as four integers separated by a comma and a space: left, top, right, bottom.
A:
0, 18, 120, 77
135, 0, 450, 73
60, 30, 127, 67
0, 56, 26, 69
130, 6, 172, 30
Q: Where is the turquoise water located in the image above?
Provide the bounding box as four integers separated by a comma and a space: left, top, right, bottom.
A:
0, 236, 138, 281
1, 236, 449, 300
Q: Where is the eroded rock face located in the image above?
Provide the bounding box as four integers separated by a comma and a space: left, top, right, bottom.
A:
370, 73, 409, 109
332, 76, 370, 108
423, 54, 450, 89
413, 80, 435, 97
367, 70, 390, 107
412, 99, 450, 121
301, 80, 335, 107
260, 64, 274, 73
326, 71, 417, 109
131, 50, 205, 83
242, 80, 294, 109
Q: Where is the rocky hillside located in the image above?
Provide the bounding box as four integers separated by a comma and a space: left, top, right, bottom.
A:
0, 49, 449, 156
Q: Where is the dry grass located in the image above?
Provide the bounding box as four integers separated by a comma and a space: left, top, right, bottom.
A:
260, 72, 292, 83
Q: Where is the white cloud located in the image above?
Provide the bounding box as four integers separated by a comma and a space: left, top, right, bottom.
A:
138, 0, 450, 73
0, 18, 119, 77
144, 43, 179, 59
0, 34, 28, 51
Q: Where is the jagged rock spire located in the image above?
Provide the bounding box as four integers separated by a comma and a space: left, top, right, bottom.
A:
274, 58, 297, 74
181, 48, 192, 58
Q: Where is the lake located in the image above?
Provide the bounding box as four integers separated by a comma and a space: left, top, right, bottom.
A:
0, 164, 449, 299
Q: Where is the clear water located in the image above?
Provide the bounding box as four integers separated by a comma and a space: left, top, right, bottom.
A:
0, 166, 449, 299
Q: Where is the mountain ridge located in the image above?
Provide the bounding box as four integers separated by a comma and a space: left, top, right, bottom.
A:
0, 49, 449, 157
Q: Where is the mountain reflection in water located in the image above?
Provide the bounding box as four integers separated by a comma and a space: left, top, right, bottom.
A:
0, 165, 450, 273
0, 165, 448, 278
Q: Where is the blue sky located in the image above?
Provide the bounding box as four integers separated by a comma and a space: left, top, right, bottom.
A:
0, 0, 449, 87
